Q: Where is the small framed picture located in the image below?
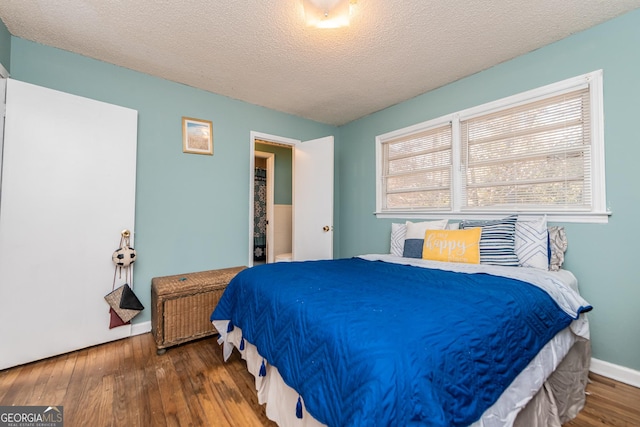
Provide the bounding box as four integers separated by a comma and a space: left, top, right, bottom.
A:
182, 117, 213, 155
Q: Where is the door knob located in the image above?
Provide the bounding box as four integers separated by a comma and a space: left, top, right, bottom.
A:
323, 226, 330, 232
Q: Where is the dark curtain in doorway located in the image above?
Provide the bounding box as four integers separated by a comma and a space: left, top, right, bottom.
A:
254, 167, 267, 261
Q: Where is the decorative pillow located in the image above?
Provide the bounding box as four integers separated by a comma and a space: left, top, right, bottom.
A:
515, 216, 549, 269
390, 223, 407, 256
402, 219, 449, 258
422, 228, 481, 264
460, 215, 519, 266
548, 226, 568, 271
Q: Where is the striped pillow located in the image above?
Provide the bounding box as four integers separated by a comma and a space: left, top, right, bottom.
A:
461, 215, 519, 266
390, 223, 407, 256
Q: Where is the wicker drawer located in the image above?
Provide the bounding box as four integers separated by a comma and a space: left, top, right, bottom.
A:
151, 266, 245, 354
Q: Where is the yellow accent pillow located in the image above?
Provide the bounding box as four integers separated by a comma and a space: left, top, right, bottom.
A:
422, 228, 482, 264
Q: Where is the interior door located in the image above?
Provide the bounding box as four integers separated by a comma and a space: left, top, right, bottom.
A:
0, 79, 137, 370
293, 136, 334, 261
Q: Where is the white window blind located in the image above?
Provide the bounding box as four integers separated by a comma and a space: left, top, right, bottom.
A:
375, 70, 607, 222
381, 123, 452, 211
460, 87, 592, 211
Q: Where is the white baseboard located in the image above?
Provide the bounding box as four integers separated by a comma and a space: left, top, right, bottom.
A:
590, 357, 640, 388
131, 320, 152, 336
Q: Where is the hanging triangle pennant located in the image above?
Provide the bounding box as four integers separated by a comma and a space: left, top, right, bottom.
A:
109, 308, 130, 329
119, 283, 144, 311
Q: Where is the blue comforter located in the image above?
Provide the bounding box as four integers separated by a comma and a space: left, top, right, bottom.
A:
211, 258, 578, 426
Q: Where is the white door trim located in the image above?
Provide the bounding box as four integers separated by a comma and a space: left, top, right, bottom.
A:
0, 63, 9, 78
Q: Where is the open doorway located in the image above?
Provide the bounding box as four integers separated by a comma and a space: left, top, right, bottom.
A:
248, 131, 335, 266
250, 132, 296, 266
253, 151, 274, 265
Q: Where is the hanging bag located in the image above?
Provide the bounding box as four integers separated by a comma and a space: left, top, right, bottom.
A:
107, 265, 130, 329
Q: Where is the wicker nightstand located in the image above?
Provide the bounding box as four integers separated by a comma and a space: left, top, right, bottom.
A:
151, 266, 246, 354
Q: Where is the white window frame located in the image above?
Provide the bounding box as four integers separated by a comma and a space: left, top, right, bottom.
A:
375, 70, 609, 223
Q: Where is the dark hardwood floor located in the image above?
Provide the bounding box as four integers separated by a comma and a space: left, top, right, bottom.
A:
0, 333, 638, 426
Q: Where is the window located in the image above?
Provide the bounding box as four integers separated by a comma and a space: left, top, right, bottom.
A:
376, 70, 608, 223
380, 121, 453, 211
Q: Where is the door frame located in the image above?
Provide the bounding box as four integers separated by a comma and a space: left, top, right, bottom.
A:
0, 78, 6, 195
248, 131, 299, 267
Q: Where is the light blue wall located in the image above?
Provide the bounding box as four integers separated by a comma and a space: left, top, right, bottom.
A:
6, 8, 639, 373
9, 37, 336, 323
0, 19, 10, 72
337, 9, 640, 372
255, 142, 292, 205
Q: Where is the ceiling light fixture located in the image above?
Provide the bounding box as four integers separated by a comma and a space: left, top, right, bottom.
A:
302, 0, 357, 29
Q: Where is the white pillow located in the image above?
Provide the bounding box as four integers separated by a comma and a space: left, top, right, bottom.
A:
390, 220, 449, 257
390, 223, 407, 256
515, 216, 549, 269
404, 219, 449, 238
402, 219, 449, 258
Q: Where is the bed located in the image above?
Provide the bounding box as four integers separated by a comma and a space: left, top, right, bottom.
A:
210, 252, 591, 427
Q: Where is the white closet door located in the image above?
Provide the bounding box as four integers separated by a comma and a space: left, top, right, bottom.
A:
0, 79, 137, 370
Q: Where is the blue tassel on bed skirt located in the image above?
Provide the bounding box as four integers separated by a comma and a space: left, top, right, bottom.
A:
227, 322, 234, 333
259, 359, 267, 377
239, 337, 245, 351
296, 396, 303, 419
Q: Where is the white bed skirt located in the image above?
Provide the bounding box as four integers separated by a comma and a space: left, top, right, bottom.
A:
213, 320, 590, 427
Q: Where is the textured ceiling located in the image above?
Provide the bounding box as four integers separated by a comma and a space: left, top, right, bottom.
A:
1, 1, 640, 126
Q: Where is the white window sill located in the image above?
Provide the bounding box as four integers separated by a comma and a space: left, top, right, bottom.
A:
374, 211, 612, 224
